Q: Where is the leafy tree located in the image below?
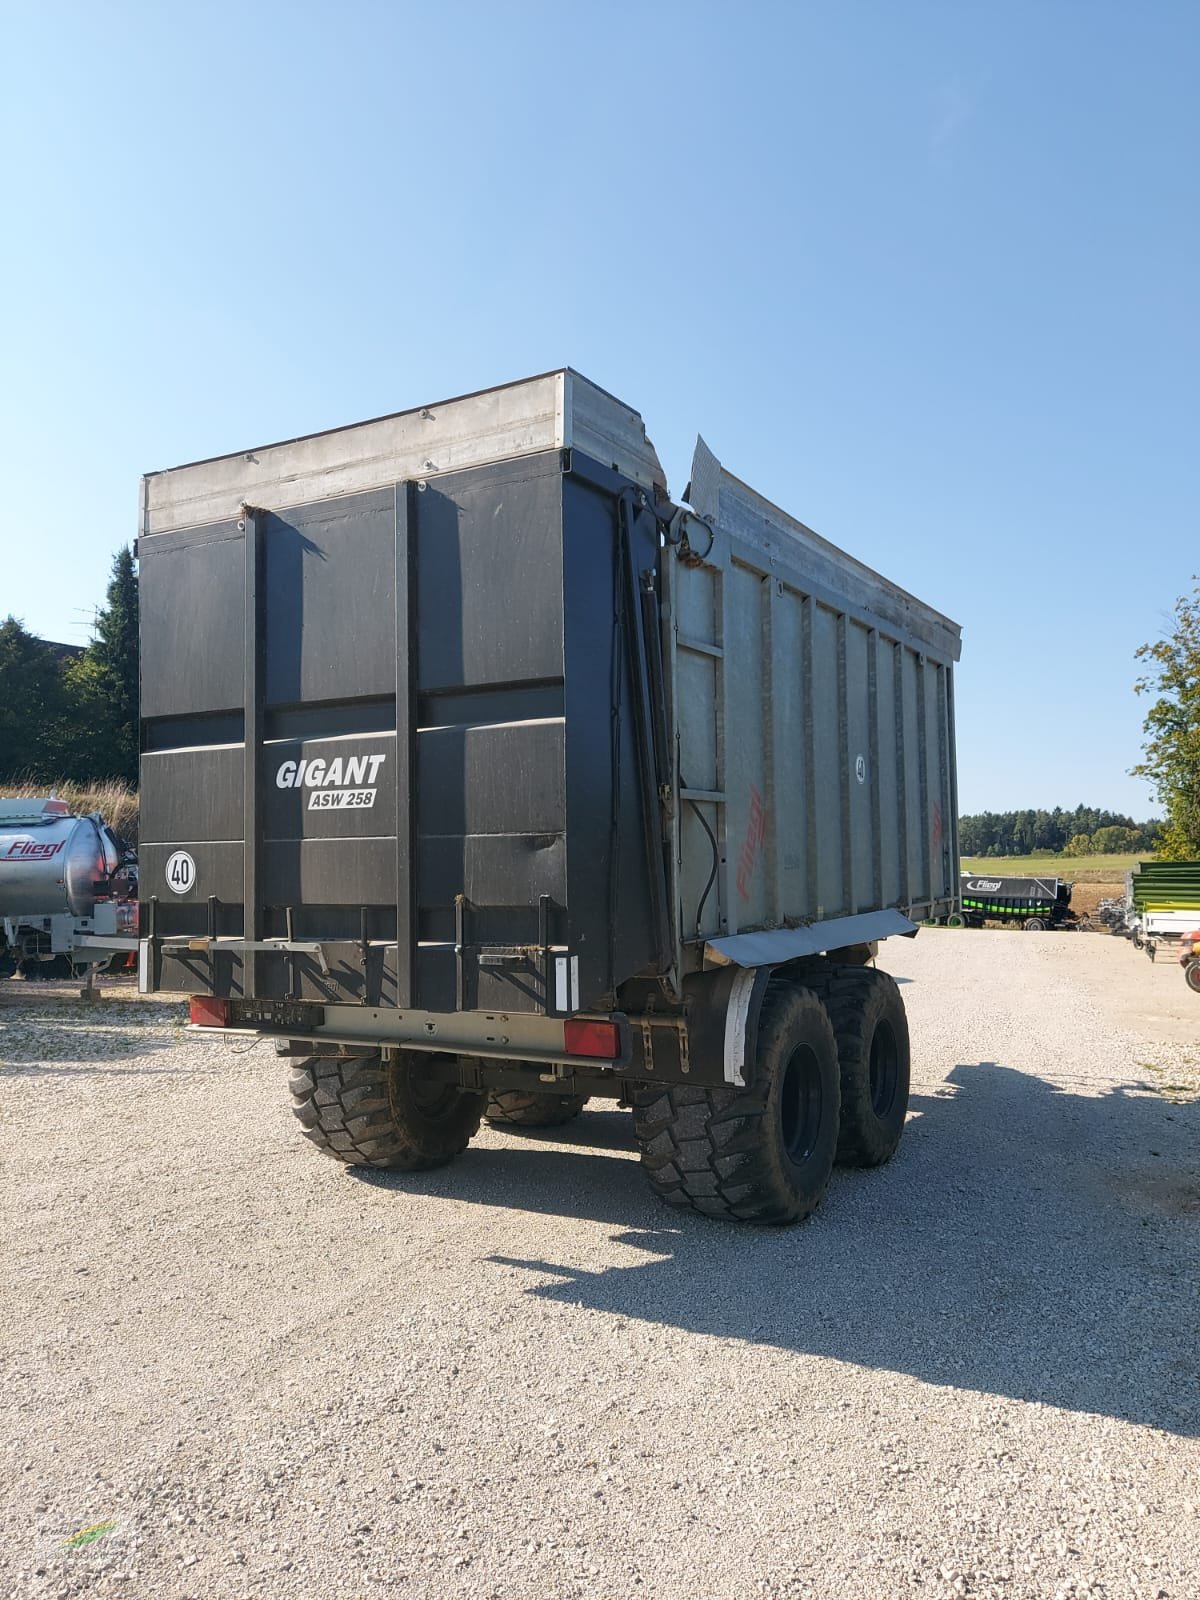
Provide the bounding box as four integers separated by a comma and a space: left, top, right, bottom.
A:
1061, 833, 1094, 858
1090, 824, 1139, 855
58, 651, 117, 782
0, 617, 66, 780
1133, 581, 1200, 859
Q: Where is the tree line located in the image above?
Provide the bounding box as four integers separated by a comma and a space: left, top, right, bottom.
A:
0, 547, 138, 788
959, 807, 1160, 859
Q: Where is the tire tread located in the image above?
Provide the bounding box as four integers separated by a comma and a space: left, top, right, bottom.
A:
632, 981, 839, 1225
484, 1090, 588, 1129
806, 964, 910, 1166
288, 1055, 482, 1171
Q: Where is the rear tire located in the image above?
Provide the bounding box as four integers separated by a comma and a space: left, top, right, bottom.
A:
810, 965, 911, 1166
289, 1051, 484, 1171
1185, 959, 1200, 996
945, 913, 966, 929
1023, 917, 1046, 932
485, 1089, 588, 1128
632, 981, 840, 1225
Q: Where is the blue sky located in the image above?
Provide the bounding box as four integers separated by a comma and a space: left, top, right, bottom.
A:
2, 1, 1195, 816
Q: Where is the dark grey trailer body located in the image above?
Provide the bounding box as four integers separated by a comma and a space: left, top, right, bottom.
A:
137, 371, 960, 1098
140, 450, 661, 1020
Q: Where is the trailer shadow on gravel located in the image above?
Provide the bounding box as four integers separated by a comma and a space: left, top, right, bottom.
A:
357, 1063, 1200, 1436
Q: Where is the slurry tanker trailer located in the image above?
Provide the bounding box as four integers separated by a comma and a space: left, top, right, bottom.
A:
135, 371, 961, 1224
0, 797, 137, 978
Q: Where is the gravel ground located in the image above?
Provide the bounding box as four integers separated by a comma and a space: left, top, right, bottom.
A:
1, 930, 1198, 1600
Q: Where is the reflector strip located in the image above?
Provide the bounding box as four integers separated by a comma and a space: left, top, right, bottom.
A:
564, 1018, 619, 1058
189, 995, 231, 1027
553, 954, 581, 1014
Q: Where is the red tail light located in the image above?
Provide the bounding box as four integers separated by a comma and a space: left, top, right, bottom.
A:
563, 1018, 619, 1059
189, 996, 231, 1027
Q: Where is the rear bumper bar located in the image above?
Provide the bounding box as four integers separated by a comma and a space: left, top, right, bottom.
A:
185, 999, 634, 1071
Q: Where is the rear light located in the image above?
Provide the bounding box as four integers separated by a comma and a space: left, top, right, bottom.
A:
189, 996, 231, 1027
564, 1018, 620, 1059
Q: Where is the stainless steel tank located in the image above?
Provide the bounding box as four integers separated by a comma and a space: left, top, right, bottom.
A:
0, 808, 121, 918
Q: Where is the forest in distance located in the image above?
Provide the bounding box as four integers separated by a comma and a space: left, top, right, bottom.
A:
958, 806, 1159, 859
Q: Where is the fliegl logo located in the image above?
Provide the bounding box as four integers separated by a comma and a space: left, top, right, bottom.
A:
5, 838, 65, 860
275, 753, 387, 812
966, 879, 1002, 892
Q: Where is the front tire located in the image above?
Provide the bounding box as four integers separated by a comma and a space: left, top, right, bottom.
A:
1023, 917, 1046, 932
1185, 959, 1200, 996
633, 981, 840, 1225
289, 1051, 484, 1171
484, 1090, 588, 1129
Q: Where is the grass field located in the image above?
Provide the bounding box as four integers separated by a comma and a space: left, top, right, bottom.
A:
960, 853, 1143, 883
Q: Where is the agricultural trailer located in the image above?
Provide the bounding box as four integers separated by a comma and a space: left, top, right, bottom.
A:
1124, 860, 1200, 959
953, 873, 1075, 931
135, 370, 961, 1225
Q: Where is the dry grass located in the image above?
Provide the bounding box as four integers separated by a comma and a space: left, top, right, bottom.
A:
0, 779, 139, 840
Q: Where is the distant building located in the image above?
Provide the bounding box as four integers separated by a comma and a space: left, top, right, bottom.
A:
37, 638, 85, 663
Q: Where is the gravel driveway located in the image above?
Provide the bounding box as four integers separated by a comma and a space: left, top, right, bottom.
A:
1, 931, 1198, 1600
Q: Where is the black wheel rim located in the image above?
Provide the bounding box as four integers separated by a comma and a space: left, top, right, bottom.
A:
869, 1020, 899, 1116
780, 1044, 823, 1164
408, 1071, 459, 1118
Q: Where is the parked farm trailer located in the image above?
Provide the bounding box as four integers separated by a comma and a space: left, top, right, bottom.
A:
951, 874, 1077, 932
1120, 861, 1200, 960
136, 370, 961, 1225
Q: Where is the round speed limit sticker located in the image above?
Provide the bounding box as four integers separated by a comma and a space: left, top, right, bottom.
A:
165, 850, 197, 894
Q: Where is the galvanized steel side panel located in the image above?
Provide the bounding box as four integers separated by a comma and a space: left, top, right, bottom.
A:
673, 446, 960, 957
